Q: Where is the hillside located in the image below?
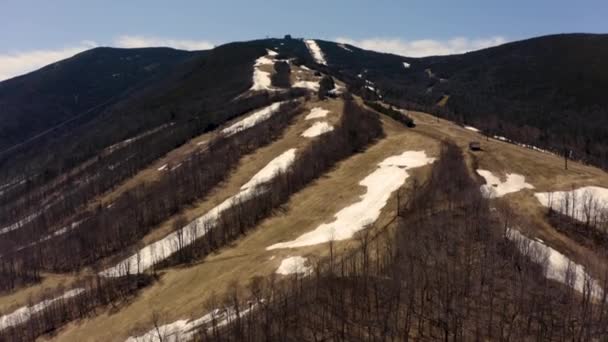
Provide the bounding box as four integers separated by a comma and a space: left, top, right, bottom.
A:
0, 35, 608, 341
317, 34, 608, 169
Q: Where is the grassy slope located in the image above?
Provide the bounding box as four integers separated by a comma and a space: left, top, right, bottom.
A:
3, 101, 607, 341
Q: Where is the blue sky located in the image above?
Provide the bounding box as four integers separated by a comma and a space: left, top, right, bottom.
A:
1, 0, 606, 80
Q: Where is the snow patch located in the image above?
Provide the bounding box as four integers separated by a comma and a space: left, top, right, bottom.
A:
102, 149, 297, 276
535, 186, 608, 223
403, 62, 410, 69
464, 125, 480, 132
276, 256, 312, 275
301, 121, 334, 138
293, 80, 319, 91
476, 169, 534, 198
157, 164, 168, 171
268, 151, 434, 249
305, 107, 329, 120
125, 305, 257, 342
507, 228, 601, 297
304, 39, 327, 65
222, 101, 286, 136
338, 43, 353, 52
250, 50, 278, 91
0, 288, 84, 331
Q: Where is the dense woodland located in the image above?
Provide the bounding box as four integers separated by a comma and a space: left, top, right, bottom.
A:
0, 99, 303, 290
188, 143, 608, 341
0, 89, 305, 243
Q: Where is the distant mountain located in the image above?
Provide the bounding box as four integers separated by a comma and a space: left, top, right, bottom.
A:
314, 33, 608, 168
0, 47, 195, 152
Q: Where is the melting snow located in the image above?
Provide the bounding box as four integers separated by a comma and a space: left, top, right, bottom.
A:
0, 211, 41, 235
477, 169, 534, 198
250, 50, 278, 91
0, 288, 84, 331
305, 107, 329, 120
304, 39, 327, 65
222, 101, 286, 136
102, 149, 297, 276
464, 125, 480, 132
507, 228, 602, 297
125, 305, 256, 342
301, 122, 334, 138
276, 256, 312, 275
293, 80, 319, 91
535, 186, 608, 223
268, 151, 435, 249
338, 43, 353, 52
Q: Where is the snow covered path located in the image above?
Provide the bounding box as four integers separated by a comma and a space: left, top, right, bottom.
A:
250, 49, 278, 91
268, 151, 434, 249
125, 305, 257, 342
0, 288, 84, 331
102, 149, 297, 276
221, 101, 287, 136
304, 40, 327, 65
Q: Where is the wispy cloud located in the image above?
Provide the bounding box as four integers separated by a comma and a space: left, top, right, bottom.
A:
0, 41, 98, 81
335, 36, 508, 57
0, 35, 215, 81
114, 35, 215, 50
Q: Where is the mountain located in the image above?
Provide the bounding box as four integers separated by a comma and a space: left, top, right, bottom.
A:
1, 33, 608, 341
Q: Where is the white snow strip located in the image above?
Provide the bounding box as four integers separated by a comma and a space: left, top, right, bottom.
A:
105, 123, 173, 154
535, 186, 608, 224
266, 49, 278, 57
464, 125, 480, 132
0, 288, 84, 331
221, 101, 286, 136
301, 121, 334, 138
293, 80, 319, 91
338, 43, 353, 52
250, 50, 278, 91
507, 228, 602, 298
157, 164, 168, 171
477, 169, 534, 198
305, 107, 330, 120
403, 62, 411, 69
304, 39, 327, 65
268, 151, 434, 249
494, 135, 509, 142
102, 149, 297, 276
276, 256, 312, 275
0, 211, 41, 235
125, 305, 257, 342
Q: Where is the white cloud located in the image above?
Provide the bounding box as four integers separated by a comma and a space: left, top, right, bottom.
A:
335, 36, 508, 57
0, 41, 98, 81
114, 35, 214, 51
